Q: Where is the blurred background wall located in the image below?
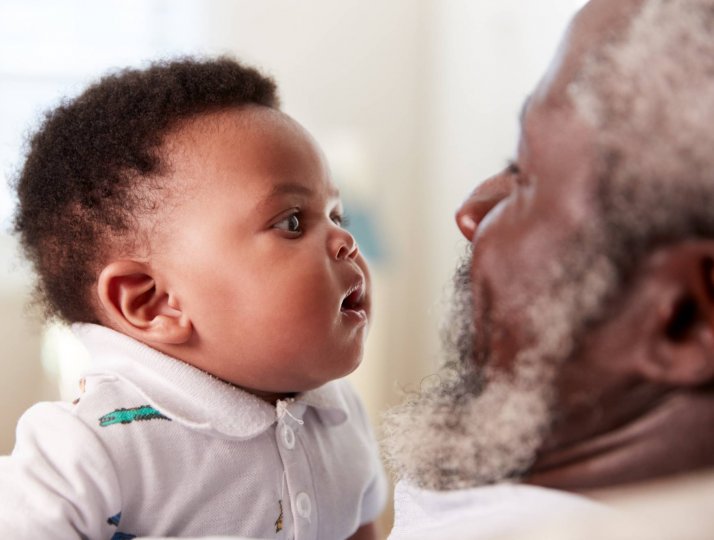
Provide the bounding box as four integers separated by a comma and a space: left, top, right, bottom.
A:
0, 0, 586, 534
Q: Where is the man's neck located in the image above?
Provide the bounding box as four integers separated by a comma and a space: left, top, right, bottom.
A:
525, 390, 714, 491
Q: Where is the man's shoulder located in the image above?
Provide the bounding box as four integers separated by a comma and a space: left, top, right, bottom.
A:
389, 481, 610, 540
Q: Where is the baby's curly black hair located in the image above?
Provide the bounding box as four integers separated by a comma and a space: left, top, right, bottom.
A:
13, 56, 279, 324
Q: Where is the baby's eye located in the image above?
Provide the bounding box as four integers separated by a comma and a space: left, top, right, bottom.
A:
273, 212, 302, 235
331, 213, 350, 228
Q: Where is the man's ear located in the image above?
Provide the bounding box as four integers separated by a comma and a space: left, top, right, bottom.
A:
97, 260, 192, 345
635, 241, 714, 387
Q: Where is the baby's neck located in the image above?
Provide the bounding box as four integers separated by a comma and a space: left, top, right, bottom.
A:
248, 388, 299, 406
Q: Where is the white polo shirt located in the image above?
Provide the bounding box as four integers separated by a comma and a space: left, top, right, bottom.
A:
0, 324, 387, 539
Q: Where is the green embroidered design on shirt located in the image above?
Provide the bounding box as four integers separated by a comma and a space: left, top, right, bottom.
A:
99, 405, 170, 427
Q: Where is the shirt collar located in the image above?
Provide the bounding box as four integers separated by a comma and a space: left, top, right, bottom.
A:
72, 323, 348, 440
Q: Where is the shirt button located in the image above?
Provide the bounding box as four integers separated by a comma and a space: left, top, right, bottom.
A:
281, 424, 295, 449
296, 492, 312, 519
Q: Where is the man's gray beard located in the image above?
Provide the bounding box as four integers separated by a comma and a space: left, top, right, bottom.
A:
381, 244, 617, 491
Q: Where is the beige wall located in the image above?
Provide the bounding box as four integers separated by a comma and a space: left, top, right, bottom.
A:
0, 235, 57, 453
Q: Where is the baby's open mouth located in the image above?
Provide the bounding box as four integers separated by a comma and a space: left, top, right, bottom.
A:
341, 281, 365, 312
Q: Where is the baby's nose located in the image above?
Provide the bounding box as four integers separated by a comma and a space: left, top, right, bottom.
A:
330, 228, 358, 260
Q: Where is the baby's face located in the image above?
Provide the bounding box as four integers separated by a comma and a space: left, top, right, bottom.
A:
152, 106, 371, 395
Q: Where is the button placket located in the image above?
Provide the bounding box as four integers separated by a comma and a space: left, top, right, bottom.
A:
275, 402, 317, 539
296, 492, 312, 521
281, 423, 296, 449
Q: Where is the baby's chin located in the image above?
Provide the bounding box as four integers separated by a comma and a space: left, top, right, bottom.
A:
319, 346, 366, 383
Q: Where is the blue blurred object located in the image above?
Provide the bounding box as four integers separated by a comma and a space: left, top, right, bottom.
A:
343, 200, 386, 264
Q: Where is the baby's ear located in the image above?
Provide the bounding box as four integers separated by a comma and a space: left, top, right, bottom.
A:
97, 260, 192, 345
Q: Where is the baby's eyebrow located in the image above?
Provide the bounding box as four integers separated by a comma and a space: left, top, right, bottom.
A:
270, 183, 313, 198
261, 182, 340, 205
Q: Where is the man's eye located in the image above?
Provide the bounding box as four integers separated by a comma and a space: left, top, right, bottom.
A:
506, 160, 529, 187
506, 160, 521, 176
274, 213, 302, 234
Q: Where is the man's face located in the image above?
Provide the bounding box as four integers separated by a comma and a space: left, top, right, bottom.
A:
451, 89, 615, 458
384, 0, 649, 489
150, 107, 371, 396
456, 0, 655, 460
382, 88, 616, 487
456, 99, 599, 371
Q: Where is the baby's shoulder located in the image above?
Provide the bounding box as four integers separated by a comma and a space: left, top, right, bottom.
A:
13, 399, 121, 490
69, 372, 151, 427
8, 395, 123, 537
14, 374, 154, 453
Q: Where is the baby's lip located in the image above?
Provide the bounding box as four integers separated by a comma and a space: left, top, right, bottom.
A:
341, 278, 366, 312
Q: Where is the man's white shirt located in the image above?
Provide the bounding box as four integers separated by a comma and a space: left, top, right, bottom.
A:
388, 480, 610, 539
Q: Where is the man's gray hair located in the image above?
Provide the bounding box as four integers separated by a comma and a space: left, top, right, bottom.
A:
571, 0, 714, 280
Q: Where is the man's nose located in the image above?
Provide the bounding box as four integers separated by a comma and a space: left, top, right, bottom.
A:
455, 171, 513, 241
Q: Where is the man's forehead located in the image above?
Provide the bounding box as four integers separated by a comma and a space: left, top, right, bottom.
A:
530, 0, 646, 110
512, 2, 639, 227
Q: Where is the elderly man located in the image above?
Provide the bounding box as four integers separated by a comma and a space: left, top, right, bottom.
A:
384, 0, 714, 537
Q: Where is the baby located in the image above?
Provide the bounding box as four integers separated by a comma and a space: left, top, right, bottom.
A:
2, 57, 386, 539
